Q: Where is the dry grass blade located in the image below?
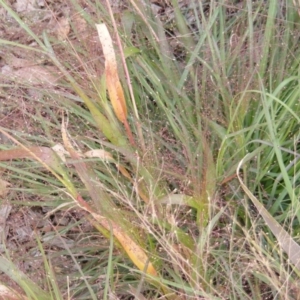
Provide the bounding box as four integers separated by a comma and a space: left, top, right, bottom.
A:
0, 147, 60, 171
92, 212, 158, 277
96, 23, 127, 123
237, 156, 300, 270
96, 23, 135, 146
104, 0, 145, 150
0, 129, 76, 194
61, 118, 158, 278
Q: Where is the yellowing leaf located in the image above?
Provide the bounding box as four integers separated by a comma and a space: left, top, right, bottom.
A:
61, 119, 157, 277
96, 23, 127, 123
92, 213, 158, 277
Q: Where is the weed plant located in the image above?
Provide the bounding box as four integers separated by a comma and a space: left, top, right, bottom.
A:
0, 0, 299, 299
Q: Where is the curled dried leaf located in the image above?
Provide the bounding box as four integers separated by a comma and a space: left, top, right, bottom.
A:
96, 23, 127, 123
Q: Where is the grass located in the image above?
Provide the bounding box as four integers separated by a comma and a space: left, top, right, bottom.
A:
0, 0, 299, 299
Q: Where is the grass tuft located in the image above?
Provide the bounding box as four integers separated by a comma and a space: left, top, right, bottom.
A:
0, 0, 299, 299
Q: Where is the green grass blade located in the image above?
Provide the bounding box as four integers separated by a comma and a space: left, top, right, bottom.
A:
237, 155, 300, 271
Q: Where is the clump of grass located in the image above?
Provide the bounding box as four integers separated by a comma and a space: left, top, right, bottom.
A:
0, 0, 299, 299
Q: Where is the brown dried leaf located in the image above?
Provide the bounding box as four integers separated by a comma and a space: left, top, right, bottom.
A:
96, 23, 127, 123
0, 146, 66, 176
92, 212, 158, 277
